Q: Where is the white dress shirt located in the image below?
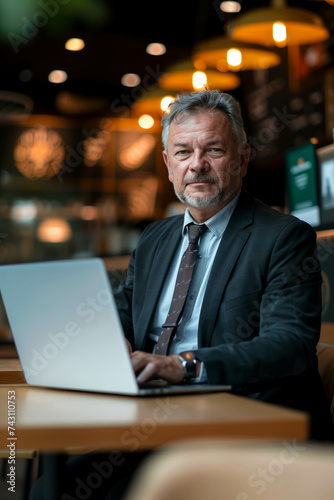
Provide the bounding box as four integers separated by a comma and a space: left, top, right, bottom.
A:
148, 192, 240, 379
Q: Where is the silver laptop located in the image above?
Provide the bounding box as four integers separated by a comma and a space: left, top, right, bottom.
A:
0, 258, 231, 396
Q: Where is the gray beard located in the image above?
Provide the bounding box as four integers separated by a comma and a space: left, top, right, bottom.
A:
173, 184, 224, 208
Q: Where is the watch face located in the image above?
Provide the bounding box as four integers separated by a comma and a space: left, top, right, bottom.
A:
184, 359, 197, 379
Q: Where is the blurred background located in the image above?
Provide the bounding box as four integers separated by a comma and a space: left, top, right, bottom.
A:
0, 0, 333, 268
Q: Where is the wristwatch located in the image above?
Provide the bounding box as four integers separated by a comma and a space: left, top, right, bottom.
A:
177, 352, 198, 381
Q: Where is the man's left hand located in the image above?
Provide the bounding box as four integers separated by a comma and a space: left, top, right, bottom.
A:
131, 351, 184, 384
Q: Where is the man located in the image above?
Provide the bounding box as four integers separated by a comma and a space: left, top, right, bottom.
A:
115, 89, 331, 442
30, 90, 332, 500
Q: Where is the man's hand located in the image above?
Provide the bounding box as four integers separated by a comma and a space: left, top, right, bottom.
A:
131, 351, 184, 384
125, 338, 133, 355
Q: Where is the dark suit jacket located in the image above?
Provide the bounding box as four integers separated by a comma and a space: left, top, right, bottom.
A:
114, 189, 333, 440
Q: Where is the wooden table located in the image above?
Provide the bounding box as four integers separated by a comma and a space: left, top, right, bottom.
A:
0, 385, 309, 500
0, 358, 25, 385
0, 385, 308, 453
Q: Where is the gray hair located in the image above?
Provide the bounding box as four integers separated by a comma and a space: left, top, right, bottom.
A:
161, 90, 247, 153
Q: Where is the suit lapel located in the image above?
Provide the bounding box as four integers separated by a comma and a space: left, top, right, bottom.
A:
198, 191, 255, 347
136, 219, 183, 346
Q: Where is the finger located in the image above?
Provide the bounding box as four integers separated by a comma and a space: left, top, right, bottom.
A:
125, 338, 132, 355
136, 361, 159, 384
136, 355, 184, 384
131, 351, 155, 374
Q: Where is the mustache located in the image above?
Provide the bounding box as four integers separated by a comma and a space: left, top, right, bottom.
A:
184, 174, 216, 184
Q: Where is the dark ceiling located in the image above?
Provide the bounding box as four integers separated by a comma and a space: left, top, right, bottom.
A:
0, 0, 332, 118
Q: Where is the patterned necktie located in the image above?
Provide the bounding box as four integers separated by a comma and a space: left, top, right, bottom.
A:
155, 223, 206, 355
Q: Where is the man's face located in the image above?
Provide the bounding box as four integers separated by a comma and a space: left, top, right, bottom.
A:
163, 110, 250, 221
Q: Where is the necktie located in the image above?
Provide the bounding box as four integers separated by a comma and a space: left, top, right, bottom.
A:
155, 223, 206, 355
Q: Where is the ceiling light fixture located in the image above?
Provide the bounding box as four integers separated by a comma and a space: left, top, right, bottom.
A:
132, 89, 175, 117
146, 42, 166, 56
138, 114, 155, 129
220, 1, 241, 14
192, 71, 207, 90
230, 0, 330, 47
48, 70, 67, 84
37, 218, 72, 243
161, 95, 174, 112
158, 59, 240, 92
13, 127, 65, 179
65, 38, 85, 51
193, 36, 281, 72
121, 73, 141, 87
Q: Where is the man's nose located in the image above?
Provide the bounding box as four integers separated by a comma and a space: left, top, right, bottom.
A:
190, 150, 209, 172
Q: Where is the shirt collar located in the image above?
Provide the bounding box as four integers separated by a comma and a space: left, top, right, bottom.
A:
182, 191, 240, 238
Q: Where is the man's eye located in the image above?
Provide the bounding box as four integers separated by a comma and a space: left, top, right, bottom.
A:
208, 148, 222, 153
176, 150, 188, 155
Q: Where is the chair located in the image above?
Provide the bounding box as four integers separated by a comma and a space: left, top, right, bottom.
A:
124, 441, 334, 500
317, 343, 334, 422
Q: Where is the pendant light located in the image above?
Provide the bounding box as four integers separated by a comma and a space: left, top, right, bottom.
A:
132, 89, 175, 118
193, 36, 281, 72
229, 0, 330, 47
158, 59, 240, 92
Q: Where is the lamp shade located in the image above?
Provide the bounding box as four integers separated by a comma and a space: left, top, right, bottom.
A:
158, 59, 240, 92
132, 89, 175, 117
193, 36, 281, 71
230, 2, 329, 47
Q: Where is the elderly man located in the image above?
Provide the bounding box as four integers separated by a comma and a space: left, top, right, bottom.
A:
116, 90, 330, 443
30, 90, 332, 500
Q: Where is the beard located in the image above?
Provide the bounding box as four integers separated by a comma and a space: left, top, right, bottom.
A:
173, 173, 226, 208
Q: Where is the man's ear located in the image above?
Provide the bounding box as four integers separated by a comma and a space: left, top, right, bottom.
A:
163, 149, 173, 183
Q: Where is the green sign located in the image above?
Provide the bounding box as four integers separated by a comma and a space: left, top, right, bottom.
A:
286, 142, 320, 226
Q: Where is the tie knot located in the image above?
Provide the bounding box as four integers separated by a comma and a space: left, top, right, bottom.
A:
187, 223, 206, 244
